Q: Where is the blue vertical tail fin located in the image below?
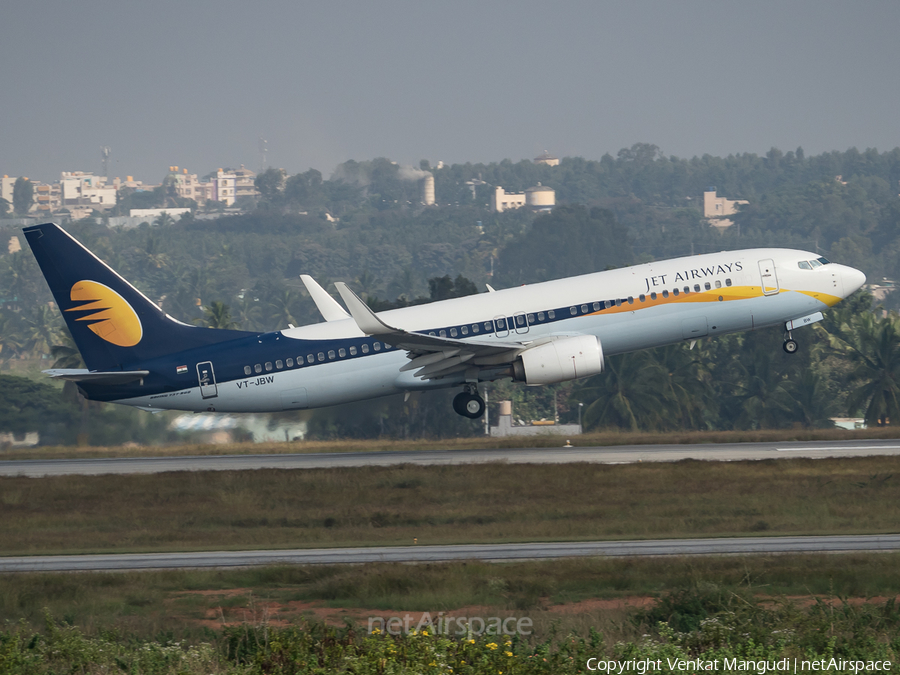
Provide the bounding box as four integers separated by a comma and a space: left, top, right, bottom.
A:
24, 223, 253, 372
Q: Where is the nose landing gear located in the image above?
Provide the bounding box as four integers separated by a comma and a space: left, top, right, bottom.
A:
453, 384, 485, 418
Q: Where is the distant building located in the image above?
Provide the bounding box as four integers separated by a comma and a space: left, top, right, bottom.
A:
491, 183, 556, 213
206, 167, 263, 206
1, 176, 17, 209
534, 152, 560, 167
60, 171, 117, 210
167, 167, 210, 204
703, 187, 748, 229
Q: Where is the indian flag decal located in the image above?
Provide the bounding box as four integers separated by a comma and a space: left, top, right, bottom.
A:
176, 365, 188, 374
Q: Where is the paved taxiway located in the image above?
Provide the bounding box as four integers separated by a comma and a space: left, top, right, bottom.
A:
2, 439, 900, 477
3, 535, 899, 572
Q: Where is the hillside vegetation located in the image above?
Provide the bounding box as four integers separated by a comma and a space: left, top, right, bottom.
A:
2, 145, 900, 441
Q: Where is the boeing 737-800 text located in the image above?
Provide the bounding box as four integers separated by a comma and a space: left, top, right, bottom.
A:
25, 223, 865, 418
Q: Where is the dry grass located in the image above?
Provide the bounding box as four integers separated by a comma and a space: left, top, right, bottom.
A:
1, 426, 898, 461
2, 456, 899, 555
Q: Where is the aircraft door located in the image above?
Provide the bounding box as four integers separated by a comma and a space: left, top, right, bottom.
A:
197, 361, 218, 399
493, 315, 509, 337
759, 259, 779, 296
513, 311, 529, 334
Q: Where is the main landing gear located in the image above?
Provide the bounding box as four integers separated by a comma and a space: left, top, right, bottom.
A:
453, 384, 485, 419
783, 330, 799, 354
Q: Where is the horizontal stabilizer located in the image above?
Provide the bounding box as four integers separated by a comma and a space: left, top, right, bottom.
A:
43, 369, 150, 385
300, 275, 350, 322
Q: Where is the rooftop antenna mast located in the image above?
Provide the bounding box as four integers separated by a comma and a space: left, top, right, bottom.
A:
258, 137, 267, 173
100, 146, 111, 179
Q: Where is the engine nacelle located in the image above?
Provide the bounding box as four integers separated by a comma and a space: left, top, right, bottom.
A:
512, 334, 604, 386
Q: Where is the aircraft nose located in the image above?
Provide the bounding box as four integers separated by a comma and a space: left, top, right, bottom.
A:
842, 266, 866, 296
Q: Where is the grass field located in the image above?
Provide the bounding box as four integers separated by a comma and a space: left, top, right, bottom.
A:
1, 426, 899, 461
2, 456, 900, 555
4, 553, 900, 641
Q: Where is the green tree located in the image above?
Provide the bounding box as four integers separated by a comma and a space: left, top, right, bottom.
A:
201, 301, 239, 329
0, 197, 10, 217
831, 311, 900, 426
12, 177, 33, 215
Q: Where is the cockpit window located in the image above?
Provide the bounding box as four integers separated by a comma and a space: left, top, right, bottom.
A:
809, 259, 823, 269
817, 257, 831, 265
798, 261, 812, 270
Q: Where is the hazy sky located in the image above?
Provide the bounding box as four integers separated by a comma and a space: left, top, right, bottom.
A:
3, 1, 899, 184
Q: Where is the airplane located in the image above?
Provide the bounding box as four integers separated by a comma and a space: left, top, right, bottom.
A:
24, 222, 866, 419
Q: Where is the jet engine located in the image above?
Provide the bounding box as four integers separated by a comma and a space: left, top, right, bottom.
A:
511, 334, 604, 386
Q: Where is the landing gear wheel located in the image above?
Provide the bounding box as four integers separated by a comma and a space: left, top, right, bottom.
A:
783, 339, 798, 354
453, 392, 485, 419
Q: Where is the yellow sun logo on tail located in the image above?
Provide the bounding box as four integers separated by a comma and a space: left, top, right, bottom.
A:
65, 280, 143, 347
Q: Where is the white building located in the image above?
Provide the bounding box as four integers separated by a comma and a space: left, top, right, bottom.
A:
60, 171, 117, 210
534, 152, 560, 167
491, 183, 556, 213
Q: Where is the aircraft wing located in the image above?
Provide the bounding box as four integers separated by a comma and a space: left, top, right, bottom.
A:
300, 275, 350, 322
334, 282, 526, 379
43, 369, 150, 385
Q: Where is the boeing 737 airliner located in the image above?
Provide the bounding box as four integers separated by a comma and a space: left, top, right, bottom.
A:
25, 223, 866, 418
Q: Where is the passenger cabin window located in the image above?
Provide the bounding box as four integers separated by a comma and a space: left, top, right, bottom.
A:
650, 292, 657, 300
276, 360, 283, 369
254, 364, 262, 373
581, 304, 588, 313
548, 310, 556, 319
639, 294, 646, 302
327, 350, 335, 359
472, 324, 479, 333
527, 314, 534, 323
307, 354, 314, 364
537, 312, 545, 321
662, 290, 669, 298
725, 279, 733, 287
317, 352, 325, 362
627, 296, 634, 304
338, 348, 346, 357
439, 330, 446, 337
593, 302, 600, 311
694, 284, 701, 292
673, 288, 680, 296
244, 366, 252, 375
798, 261, 812, 270
361, 344, 369, 354
683, 286, 690, 294
615, 299, 622, 307
373, 342, 381, 351
517, 315, 526, 326
265, 362, 272, 372
604, 300, 612, 309
461, 326, 468, 335
450, 328, 457, 337
704, 282, 711, 290
286, 358, 294, 367
349, 347, 357, 356
715, 280, 722, 289
484, 322, 493, 331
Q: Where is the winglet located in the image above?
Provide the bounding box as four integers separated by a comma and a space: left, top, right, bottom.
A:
300, 275, 350, 322
334, 282, 398, 336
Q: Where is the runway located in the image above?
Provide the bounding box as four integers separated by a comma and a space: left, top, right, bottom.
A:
2, 534, 899, 572
2, 439, 900, 477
